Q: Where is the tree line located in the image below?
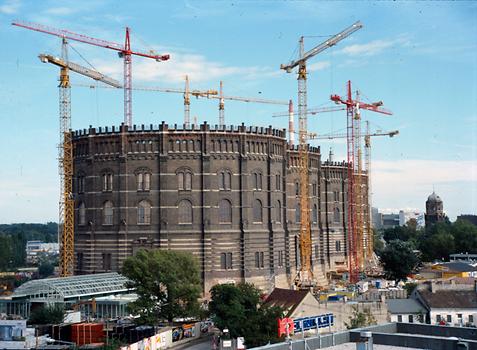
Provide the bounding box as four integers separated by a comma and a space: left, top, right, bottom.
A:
377, 218, 477, 261
375, 218, 477, 281
0, 223, 57, 270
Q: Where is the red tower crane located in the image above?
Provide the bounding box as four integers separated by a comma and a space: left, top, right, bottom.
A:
12, 20, 170, 127
330, 80, 392, 283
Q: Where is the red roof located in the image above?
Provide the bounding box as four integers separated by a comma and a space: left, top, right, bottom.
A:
263, 288, 310, 317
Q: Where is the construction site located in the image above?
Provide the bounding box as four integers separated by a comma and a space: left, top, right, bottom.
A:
10, 20, 399, 293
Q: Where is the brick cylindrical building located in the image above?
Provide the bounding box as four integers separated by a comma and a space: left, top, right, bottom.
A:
73, 122, 363, 292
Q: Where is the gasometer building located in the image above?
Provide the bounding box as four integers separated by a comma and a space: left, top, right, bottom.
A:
72, 122, 368, 293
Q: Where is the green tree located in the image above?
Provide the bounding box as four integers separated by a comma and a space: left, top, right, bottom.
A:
209, 283, 284, 348
373, 229, 385, 255
379, 240, 420, 281
28, 305, 64, 325
345, 306, 377, 329
382, 223, 423, 248
419, 223, 455, 262
38, 261, 54, 278
121, 249, 201, 324
451, 219, 477, 254
0, 223, 58, 270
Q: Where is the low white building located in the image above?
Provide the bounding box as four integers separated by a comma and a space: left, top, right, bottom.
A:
386, 299, 426, 324
412, 282, 477, 326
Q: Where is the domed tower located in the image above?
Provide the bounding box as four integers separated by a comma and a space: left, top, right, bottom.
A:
425, 191, 445, 227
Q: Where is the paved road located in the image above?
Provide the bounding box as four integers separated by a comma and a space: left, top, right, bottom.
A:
172, 336, 214, 350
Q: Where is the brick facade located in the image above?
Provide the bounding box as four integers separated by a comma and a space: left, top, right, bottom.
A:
72, 122, 368, 293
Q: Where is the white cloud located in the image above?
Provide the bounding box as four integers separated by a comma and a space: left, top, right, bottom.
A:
94, 51, 278, 84
339, 36, 411, 57
371, 159, 477, 219
308, 61, 331, 72
0, 0, 20, 14
340, 40, 393, 56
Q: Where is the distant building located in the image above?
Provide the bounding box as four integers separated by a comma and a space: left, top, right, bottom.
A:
399, 210, 424, 228
382, 213, 400, 229
425, 192, 445, 228
431, 262, 477, 278
25, 241, 59, 264
373, 208, 418, 230
371, 207, 381, 229
457, 214, 477, 226
450, 253, 477, 262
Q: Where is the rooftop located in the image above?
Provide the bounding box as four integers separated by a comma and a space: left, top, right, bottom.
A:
386, 299, 426, 314
12, 273, 131, 302
263, 288, 310, 316
418, 289, 477, 309
434, 261, 477, 272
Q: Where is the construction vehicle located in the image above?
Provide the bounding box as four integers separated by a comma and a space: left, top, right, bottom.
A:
13, 20, 170, 127
280, 22, 363, 289
39, 42, 124, 277
330, 81, 392, 283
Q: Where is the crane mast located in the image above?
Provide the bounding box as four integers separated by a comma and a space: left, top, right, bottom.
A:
184, 75, 191, 127
219, 81, 225, 127
39, 42, 130, 277
312, 126, 398, 272
364, 121, 372, 263
331, 81, 393, 283
58, 39, 74, 277
280, 22, 362, 289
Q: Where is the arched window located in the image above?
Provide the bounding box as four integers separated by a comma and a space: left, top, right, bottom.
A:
218, 170, 232, 190
177, 169, 192, 190
78, 202, 86, 226
252, 172, 262, 190
295, 203, 301, 223
253, 199, 263, 223
225, 172, 231, 190
312, 204, 318, 223
312, 182, 317, 196
219, 199, 232, 223
103, 201, 113, 225
184, 172, 192, 190
178, 200, 193, 224
136, 171, 151, 191
138, 200, 151, 224
178, 172, 184, 190
334, 207, 340, 223
220, 252, 233, 270
335, 240, 342, 252
77, 174, 85, 193
102, 172, 113, 192
276, 200, 281, 223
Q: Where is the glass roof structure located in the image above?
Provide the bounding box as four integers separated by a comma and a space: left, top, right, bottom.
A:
12, 273, 131, 302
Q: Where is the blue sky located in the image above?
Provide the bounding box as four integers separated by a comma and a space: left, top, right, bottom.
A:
0, 0, 475, 223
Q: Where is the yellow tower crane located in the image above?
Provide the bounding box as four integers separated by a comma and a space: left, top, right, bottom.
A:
39, 41, 121, 277
280, 22, 363, 289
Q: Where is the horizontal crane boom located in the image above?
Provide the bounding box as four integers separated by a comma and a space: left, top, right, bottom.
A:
280, 21, 363, 72
39, 54, 122, 88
